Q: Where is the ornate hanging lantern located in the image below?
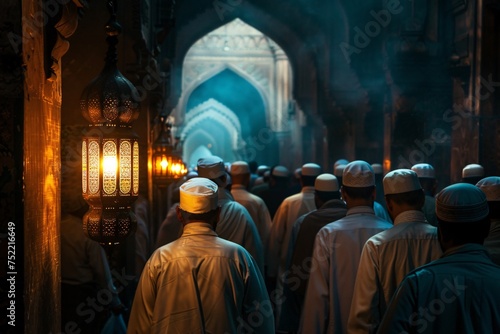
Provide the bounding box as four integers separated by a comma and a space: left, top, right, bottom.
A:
152, 118, 187, 186
80, 0, 139, 245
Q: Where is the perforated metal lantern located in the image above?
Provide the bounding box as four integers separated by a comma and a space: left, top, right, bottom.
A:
152, 121, 187, 186
80, 1, 140, 245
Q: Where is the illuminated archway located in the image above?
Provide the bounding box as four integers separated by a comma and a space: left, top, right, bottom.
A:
173, 18, 291, 165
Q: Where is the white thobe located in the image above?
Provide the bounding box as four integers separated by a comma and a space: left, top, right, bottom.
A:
127, 223, 275, 334
231, 184, 272, 254
267, 186, 316, 323
348, 210, 442, 333
156, 189, 265, 273
217, 189, 265, 273
300, 206, 392, 334
267, 186, 316, 278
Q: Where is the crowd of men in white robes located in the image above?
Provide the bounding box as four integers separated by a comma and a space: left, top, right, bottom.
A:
124, 157, 500, 333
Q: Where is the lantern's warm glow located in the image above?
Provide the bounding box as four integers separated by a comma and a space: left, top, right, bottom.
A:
79, 0, 140, 245
81, 129, 139, 244
103, 155, 117, 175
151, 118, 187, 185
160, 158, 169, 171
152, 152, 187, 185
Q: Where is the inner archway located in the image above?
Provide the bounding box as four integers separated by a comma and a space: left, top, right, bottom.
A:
187, 69, 265, 141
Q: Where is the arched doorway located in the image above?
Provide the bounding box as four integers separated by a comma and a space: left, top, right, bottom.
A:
173, 18, 292, 167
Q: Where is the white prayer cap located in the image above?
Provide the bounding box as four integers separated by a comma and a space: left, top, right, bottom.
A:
179, 178, 218, 214
334, 159, 349, 170
411, 163, 436, 179
301, 163, 321, 176
257, 165, 270, 175
371, 163, 383, 175
186, 171, 199, 180
230, 161, 250, 175
462, 164, 485, 178
315, 173, 339, 192
272, 166, 289, 177
197, 156, 226, 179
383, 169, 422, 195
436, 183, 489, 223
476, 177, 500, 202
342, 160, 375, 187
334, 164, 346, 177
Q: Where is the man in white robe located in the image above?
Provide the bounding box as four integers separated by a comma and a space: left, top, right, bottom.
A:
230, 161, 272, 260
197, 156, 265, 273
128, 178, 274, 333
300, 161, 392, 334
267, 163, 321, 322
348, 169, 442, 333
412, 163, 438, 226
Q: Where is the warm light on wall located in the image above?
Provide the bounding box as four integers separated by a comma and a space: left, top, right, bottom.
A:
80, 0, 139, 245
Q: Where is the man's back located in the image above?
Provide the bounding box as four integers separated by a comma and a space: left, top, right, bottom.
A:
217, 192, 265, 272
379, 244, 500, 333
301, 207, 392, 334
128, 222, 274, 333
349, 212, 442, 333
277, 199, 347, 332
231, 185, 272, 249
268, 187, 316, 278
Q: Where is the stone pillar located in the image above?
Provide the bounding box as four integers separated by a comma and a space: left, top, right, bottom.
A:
274, 48, 292, 132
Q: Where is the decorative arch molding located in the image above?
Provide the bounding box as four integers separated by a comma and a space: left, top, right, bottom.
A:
184, 128, 218, 152
182, 128, 218, 165
173, 63, 270, 127
170, 1, 317, 117
179, 98, 244, 152
187, 144, 215, 167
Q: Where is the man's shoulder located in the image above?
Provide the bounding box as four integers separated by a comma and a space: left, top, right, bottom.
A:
283, 192, 303, 203
365, 224, 437, 250
223, 198, 249, 212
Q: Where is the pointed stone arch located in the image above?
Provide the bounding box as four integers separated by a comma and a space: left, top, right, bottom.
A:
179, 98, 244, 163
